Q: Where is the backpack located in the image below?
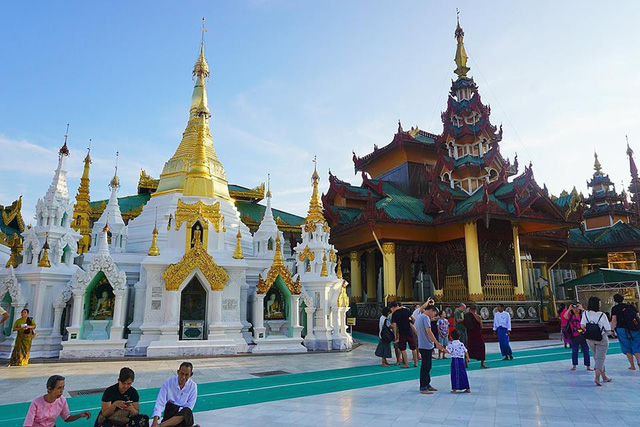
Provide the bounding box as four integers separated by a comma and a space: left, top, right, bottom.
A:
620, 304, 640, 331
584, 313, 604, 341
380, 320, 395, 343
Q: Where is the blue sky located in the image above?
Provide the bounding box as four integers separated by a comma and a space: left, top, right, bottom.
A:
2, 1, 640, 222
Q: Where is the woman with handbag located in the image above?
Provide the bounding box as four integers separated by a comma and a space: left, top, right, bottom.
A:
563, 302, 591, 371
9, 309, 36, 366
375, 307, 393, 366
95, 367, 149, 427
581, 297, 612, 386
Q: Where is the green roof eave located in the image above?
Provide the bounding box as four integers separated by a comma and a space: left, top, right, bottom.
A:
558, 268, 640, 288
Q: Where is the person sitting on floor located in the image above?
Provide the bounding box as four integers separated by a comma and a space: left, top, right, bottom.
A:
24, 375, 90, 427
151, 362, 199, 427
95, 367, 149, 427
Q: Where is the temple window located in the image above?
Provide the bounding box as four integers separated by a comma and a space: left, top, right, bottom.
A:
268, 237, 274, 251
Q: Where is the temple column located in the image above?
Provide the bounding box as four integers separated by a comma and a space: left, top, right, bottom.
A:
110, 290, 126, 340
349, 251, 362, 302
68, 290, 85, 340
382, 242, 396, 302
290, 294, 302, 339
580, 259, 589, 277
512, 223, 526, 301
304, 306, 316, 343
464, 221, 483, 301
365, 249, 377, 302
541, 263, 551, 321
252, 294, 266, 339
52, 304, 65, 337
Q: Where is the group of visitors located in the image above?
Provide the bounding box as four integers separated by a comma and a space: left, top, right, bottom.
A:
376, 299, 516, 395
559, 294, 640, 386
23, 362, 200, 427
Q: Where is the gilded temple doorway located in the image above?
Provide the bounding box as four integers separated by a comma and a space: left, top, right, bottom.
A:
179, 277, 207, 340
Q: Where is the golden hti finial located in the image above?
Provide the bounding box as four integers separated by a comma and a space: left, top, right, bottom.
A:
594, 151, 603, 174
454, 10, 470, 78
110, 152, 120, 189
148, 208, 160, 256
193, 17, 210, 80
304, 156, 326, 228
233, 228, 244, 259
38, 234, 51, 268
266, 173, 271, 198
336, 256, 343, 279
320, 252, 328, 277
5, 234, 22, 268
273, 234, 284, 266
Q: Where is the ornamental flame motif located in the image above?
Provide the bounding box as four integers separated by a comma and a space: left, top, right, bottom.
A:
162, 239, 229, 291
174, 199, 223, 232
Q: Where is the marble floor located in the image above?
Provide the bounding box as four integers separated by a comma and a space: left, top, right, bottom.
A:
193, 352, 639, 427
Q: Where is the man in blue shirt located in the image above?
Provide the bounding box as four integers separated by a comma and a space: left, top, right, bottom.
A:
152, 362, 199, 427
415, 304, 447, 394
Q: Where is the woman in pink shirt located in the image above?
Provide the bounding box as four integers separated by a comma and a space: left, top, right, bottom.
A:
24, 375, 90, 427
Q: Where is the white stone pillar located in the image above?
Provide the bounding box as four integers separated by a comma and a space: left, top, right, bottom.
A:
331, 307, 340, 338
240, 285, 251, 329
290, 294, 302, 339
304, 306, 316, 342
252, 294, 266, 340
52, 305, 65, 337
208, 290, 225, 339
67, 291, 84, 340
110, 290, 126, 340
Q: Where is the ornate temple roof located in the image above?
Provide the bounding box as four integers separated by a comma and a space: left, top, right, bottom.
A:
0, 197, 24, 246
568, 221, 640, 250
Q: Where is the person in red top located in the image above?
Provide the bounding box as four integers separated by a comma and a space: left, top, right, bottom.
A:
563, 302, 591, 371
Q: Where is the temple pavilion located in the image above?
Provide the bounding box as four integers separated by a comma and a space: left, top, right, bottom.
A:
323, 20, 582, 329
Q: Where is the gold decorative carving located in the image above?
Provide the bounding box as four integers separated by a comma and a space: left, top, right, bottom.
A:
302, 160, 329, 231
138, 170, 159, 193
468, 293, 484, 302
337, 283, 349, 307
381, 242, 395, 255
233, 229, 244, 259
162, 239, 229, 291
349, 251, 359, 261
329, 250, 337, 263
38, 236, 51, 268
229, 182, 265, 201
1, 196, 25, 232
148, 226, 160, 256
336, 257, 343, 279
386, 294, 397, 302
297, 245, 315, 262
258, 235, 301, 294
5, 234, 22, 268
174, 199, 223, 232
320, 253, 328, 277
514, 293, 527, 301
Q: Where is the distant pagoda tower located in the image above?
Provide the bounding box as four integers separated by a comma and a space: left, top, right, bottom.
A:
627, 141, 640, 222
90, 158, 127, 253
431, 17, 516, 195
72, 145, 92, 253
583, 151, 632, 230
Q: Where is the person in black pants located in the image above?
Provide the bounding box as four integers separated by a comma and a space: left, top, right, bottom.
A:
414, 304, 446, 394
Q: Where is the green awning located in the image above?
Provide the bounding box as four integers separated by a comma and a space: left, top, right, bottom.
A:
559, 268, 640, 288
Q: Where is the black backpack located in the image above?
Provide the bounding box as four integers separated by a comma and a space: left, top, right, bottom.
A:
620, 304, 640, 331
380, 321, 395, 343
584, 313, 604, 341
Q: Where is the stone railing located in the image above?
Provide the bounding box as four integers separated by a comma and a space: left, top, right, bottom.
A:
442, 274, 468, 302
483, 273, 514, 301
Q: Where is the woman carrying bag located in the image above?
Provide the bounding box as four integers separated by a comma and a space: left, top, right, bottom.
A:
563, 302, 591, 371
375, 307, 394, 366
581, 297, 612, 386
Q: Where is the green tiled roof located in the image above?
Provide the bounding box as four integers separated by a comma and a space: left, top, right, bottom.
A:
331, 206, 362, 225
452, 188, 512, 217
554, 194, 573, 209
376, 182, 434, 222
235, 200, 304, 226
569, 222, 640, 249
453, 155, 485, 168
90, 193, 151, 213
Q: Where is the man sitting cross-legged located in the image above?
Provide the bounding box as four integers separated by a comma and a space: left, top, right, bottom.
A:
151, 362, 199, 427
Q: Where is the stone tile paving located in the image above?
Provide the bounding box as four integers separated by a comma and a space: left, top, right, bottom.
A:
194, 352, 639, 427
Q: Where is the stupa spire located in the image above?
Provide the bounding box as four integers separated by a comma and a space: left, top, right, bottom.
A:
304, 156, 327, 228
454, 11, 470, 78
594, 151, 603, 175
156, 17, 230, 199
73, 140, 93, 253
44, 124, 71, 205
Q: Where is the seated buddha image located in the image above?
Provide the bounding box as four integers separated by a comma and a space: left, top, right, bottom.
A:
91, 290, 114, 319
264, 288, 285, 320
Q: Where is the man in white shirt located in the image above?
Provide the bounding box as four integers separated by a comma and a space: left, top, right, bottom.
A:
0, 306, 9, 325
152, 362, 199, 427
493, 303, 513, 360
